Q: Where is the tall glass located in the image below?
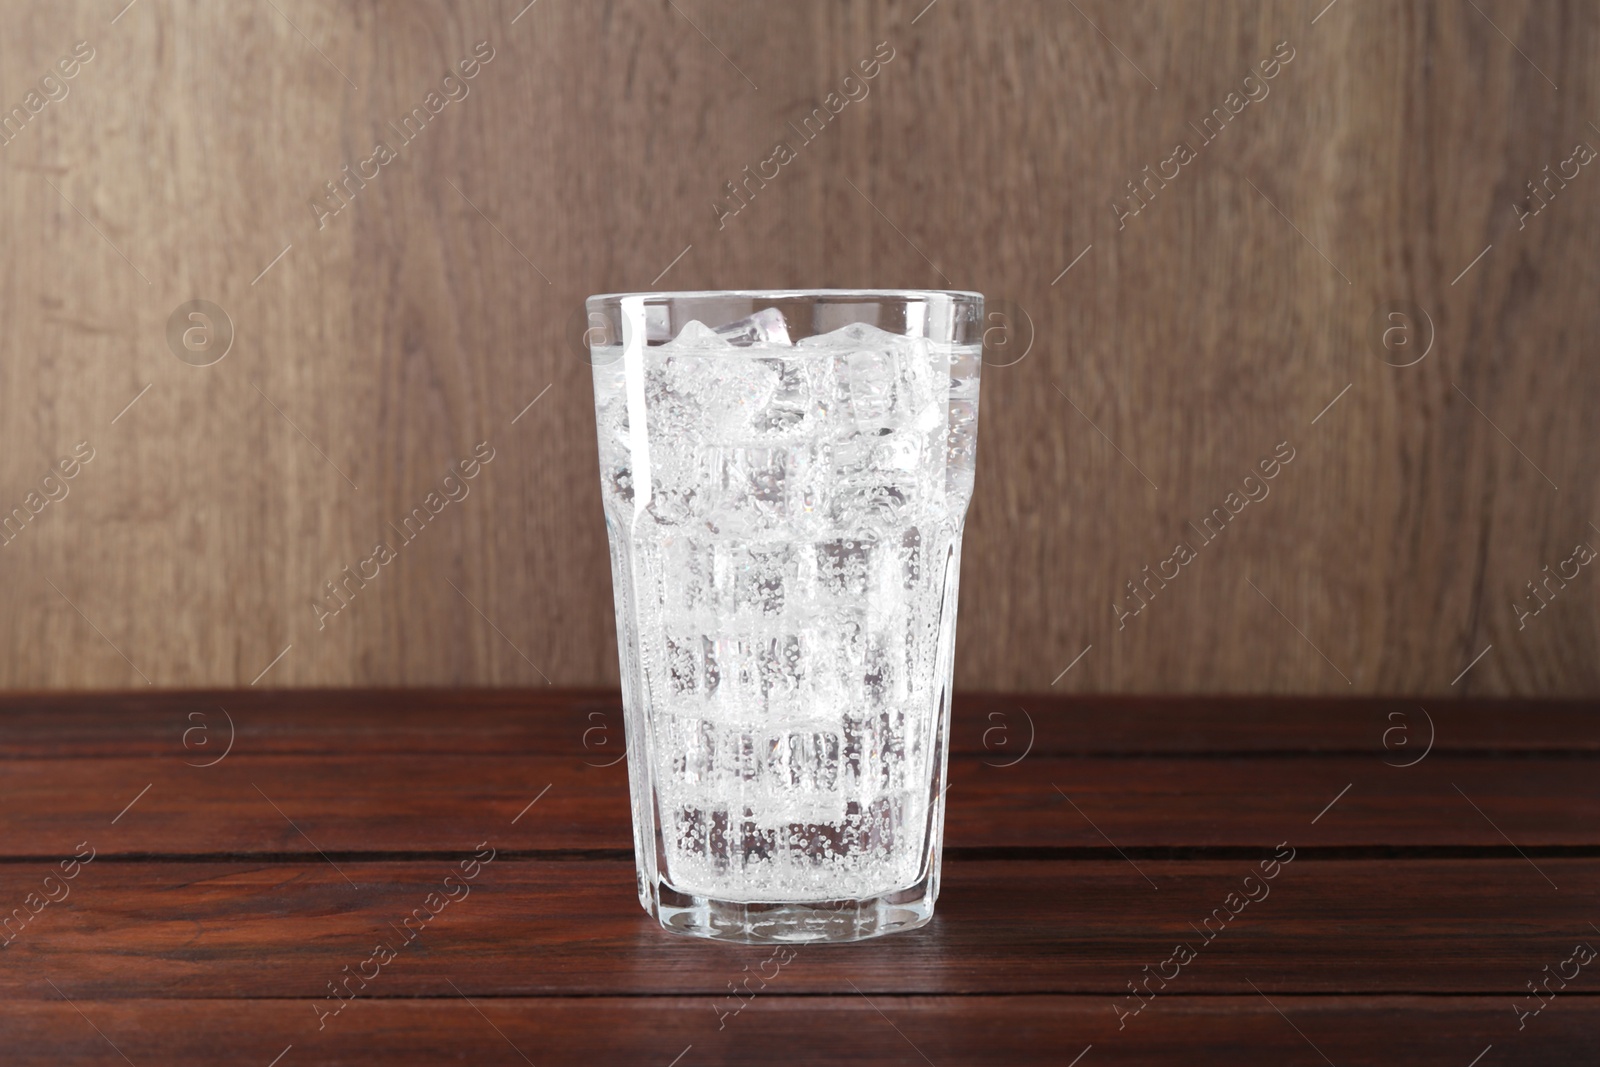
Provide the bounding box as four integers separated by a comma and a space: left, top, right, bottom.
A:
585, 290, 983, 943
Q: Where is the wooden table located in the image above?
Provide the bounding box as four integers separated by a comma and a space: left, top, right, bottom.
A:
2, 691, 1596, 1065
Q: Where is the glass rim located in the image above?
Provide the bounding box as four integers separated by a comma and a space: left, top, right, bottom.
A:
586, 288, 982, 308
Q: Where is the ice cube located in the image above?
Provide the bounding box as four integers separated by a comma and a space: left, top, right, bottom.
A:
706, 360, 781, 436
714, 307, 791, 346
671, 320, 733, 347
870, 426, 925, 473
796, 321, 906, 349
747, 358, 824, 439
827, 333, 940, 435
845, 351, 897, 422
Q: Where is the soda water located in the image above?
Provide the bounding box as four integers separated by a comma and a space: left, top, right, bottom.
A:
589, 295, 981, 938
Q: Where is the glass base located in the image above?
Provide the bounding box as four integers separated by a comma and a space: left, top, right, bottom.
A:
648, 873, 936, 944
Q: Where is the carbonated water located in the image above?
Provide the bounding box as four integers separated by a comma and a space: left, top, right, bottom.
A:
592, 313, 980, 904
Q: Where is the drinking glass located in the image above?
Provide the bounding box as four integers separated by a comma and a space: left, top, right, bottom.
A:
585, 290, 982, 942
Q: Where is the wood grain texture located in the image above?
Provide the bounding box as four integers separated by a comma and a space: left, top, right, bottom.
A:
5, 859, 1599, 998
1, 693, 1594, 856
6, 998, 1597, 1067
1, 1, 1598, 694
1, 690, 1596, 1064
4, 753, 1598, 855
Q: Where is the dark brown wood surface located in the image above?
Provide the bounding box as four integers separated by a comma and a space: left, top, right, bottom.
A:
2, 690, 1597, 1065
3, 1, 1599, 696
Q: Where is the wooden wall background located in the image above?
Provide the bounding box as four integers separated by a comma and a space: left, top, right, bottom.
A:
1, 0, 1596, 694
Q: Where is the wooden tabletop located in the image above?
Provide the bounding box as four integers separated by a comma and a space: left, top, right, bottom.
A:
2, 691, 1596, 1065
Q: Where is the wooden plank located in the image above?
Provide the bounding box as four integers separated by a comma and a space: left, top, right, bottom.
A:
0, 689, 619, 758
3, 996, 1596, 1067
2, 859, 1595, 998
949, 753, 1600, 849
1, 751, 1594, 855
949, 695, 1600, 755
0, 691, 1594, 757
